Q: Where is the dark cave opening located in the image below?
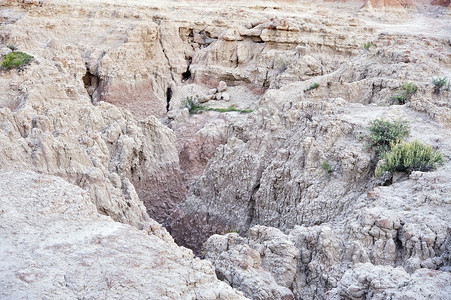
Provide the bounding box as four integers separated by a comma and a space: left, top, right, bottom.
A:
166, 87, 172, 112
182, 68, 191, 82
82, 69, 101, 103
182, 58, 192, 82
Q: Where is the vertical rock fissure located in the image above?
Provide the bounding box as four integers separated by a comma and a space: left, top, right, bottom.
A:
82, 69, 101, 103
182, 57, 192, 82
246, 168, 264, 228
158, 27, 176, 82
166, 87, 172, 112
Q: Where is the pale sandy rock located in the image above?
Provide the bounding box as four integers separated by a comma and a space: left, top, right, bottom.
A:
330, 263, 451, 299
0, 92, 186, 229
0, 47, 11, 56
208, 88, 218, 95
205, 233, 294, 300
222, 92, 231, 101
0, 2, 191, 230
0, 102, 150, 229
182, 45, 451, 297
202, 158, 451, 299
1, 1, 451, 299
199, 95, 212, 103
0, 171, 247, 300
217, 81, 228, 93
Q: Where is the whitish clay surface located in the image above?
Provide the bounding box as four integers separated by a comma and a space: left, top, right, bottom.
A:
0, 171, 247, 299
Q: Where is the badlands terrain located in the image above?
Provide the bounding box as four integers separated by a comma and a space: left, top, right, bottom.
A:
0, 0, 450, 299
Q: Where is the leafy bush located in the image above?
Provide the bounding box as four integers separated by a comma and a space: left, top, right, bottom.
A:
432, 77, 449, 94
181, 96, 199, 113
375, 140, 444, 177
1, 51, 33, 70
367, 118, 409, 155
321, 160, 332, 175
390, 82, 418, 105
362, 42, 372, 50
181, 96, 253, 114
306, 83, 319, 91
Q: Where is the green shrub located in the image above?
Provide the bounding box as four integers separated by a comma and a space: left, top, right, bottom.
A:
375, 140, 444, 177
432, 77, 449, 94
181, 96, 253, 114
367, 118, 409, 155
390, 82, 418, 105
306, 83, 319, 91
321, 160, 332, 175
362, 42, 372, 50
181, 96, 199, 113
1, 51, 33, 70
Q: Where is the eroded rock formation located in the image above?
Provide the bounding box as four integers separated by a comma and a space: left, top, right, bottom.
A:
0, 0, 450, 299
0, 171, 246, 299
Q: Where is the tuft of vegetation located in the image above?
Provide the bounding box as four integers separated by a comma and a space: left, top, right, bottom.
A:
306, 82, 320, 91
181, 96, 200, 113
205, 106, 254, 113
181, 96, 253, 114
375, 140, 444, 178
362, 42, 372, 50
1, 51, 33, 70
226, 228, 241, 234
390, 82, 418, 105
321, 160, 333, 175
276, 56, 291, 73
367, 118, 410, 155
432, 77, 449, 95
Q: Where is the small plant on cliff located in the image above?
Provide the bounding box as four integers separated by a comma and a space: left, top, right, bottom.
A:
1, 51, 33, 70
226, 228, 241, 234
362, 42, 372, 50
181, 95, 200, 113
375, 140, 444, 178
432, 77, 449, 94
306, 82, 320, 91
275, 56, 291, 73
390, 82, 418, 105
367, 118, 410, 155
181, 96, 253, 114
321, 160, 333, 175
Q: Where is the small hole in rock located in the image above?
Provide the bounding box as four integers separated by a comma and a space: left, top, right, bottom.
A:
182, 69, 191, 82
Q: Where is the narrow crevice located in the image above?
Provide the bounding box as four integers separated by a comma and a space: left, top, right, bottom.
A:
182, 57, 192, 82
246, 169, 263, 228
394, 225, 405, 266
166, 87, 172, 112
158, 27, 176, 82
82, 68, 101, 104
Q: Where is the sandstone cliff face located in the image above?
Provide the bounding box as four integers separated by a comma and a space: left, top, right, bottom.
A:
166, 2, 451, 299
177, 20, 451, 247
0, 0, 192, 230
